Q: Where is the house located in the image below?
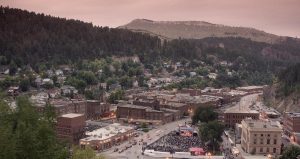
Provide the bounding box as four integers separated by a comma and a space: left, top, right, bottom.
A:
189, 72, 197, 77
0, 66, 9, 75
7, 86, 19, 96
57, 76, 66, 85
46, 70, 54, 77
59, 65, 73, 75
55, 69, 64, 76
61, 85, 78, 96
100, 83, 107, 89
208, 73, 217, 79
42, 78, 54, 85
176, 62, 183, 67
48, 88, 61, 98
35, 77, 42, 87
133, 80, 139, 88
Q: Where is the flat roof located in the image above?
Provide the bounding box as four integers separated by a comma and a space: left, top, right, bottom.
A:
243, 119, 282, 130
285, 112, 300, 118
225, 105, 259, 114
61, 113, 84, 118
237, 85, 264, 90
80, 123, 133, 141
117, 104, 148, 109
165, 102, 186, 107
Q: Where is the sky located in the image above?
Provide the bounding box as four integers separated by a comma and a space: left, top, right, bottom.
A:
2, 0, 300, 37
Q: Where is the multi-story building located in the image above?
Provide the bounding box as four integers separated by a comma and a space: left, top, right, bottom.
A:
283, 112, 300, 144
132, 98, 160, 110
241, 118, 282, 155
160, 102, 189, 117
80, 123, 134, 151
224, 106, 259, 128
116, 104, 173, 124
34, 98, 110, 120
55, 113, 85, 144
283, 112, 300, 136
86, 100, 110, 119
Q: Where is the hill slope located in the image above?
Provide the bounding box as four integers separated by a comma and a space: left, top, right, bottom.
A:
0, 7, 160, 66
263, 63, 300, 113
1, 7, 300, 81
119, 19, 285, 43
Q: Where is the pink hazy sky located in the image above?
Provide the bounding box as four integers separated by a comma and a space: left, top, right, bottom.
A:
2, 0, 300, 37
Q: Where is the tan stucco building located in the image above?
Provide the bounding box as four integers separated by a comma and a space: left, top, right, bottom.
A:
241, 118, 282, 155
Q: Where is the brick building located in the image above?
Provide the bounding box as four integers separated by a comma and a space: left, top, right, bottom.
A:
241, 118, 282, 155
116, 104, 171, 124
160, 102, 189, 117
283, 112, 300, 144
224, 107, 259, 128
86, 100, 110, 119
55, 113, 85, 144
34, 98, 110, 120
283, 112, 300, 135
132, 98, 160, 110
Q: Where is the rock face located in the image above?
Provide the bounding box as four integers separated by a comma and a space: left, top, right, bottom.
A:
119, 19, 285, 43
263, 85, 300, 113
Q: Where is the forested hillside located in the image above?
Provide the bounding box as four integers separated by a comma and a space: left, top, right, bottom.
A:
0, 6, 161, 66
263, 63, 300, 112
1, 6, 300, 87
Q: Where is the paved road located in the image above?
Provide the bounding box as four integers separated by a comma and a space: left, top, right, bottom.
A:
102, 118, 191, 159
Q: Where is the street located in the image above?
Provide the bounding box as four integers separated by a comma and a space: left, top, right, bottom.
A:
102, 118, 191, 159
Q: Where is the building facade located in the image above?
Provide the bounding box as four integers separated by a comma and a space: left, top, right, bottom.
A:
55, 113, 85, 144
241, 119, 282, 155
116, 104, 171, 124
86, 100, 110, 119
224, 110, 259, 128
283, 112, 300, 136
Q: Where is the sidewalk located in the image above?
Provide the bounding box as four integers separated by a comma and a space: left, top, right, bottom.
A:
144, 149, 224, 159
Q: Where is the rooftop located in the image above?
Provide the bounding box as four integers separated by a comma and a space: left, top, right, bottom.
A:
285, 112, 300, 118
118, 104, 148, 109
236, 85, 264, 90
80, 123, 133, 141
61, 113, 84, 118
224, 105, 259, 114
243, 118, 282, 131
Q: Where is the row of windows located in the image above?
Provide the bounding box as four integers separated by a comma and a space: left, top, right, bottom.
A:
228, 115, 258, 119
253, 139, 277, 145
253, 147, 277, 153
254, 133, 278, 138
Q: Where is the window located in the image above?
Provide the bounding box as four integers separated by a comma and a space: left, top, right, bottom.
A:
267, 139, 270, 144
274, 139, 277, 144
273, 148, 276, 153
267, 134, 270, 137
254, 139, 257, 144
260, 139, 264, 144
254, 134, 257, 137
260, 148, 263, 152
261, 134, 263, 137
267, 148, 269, 152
